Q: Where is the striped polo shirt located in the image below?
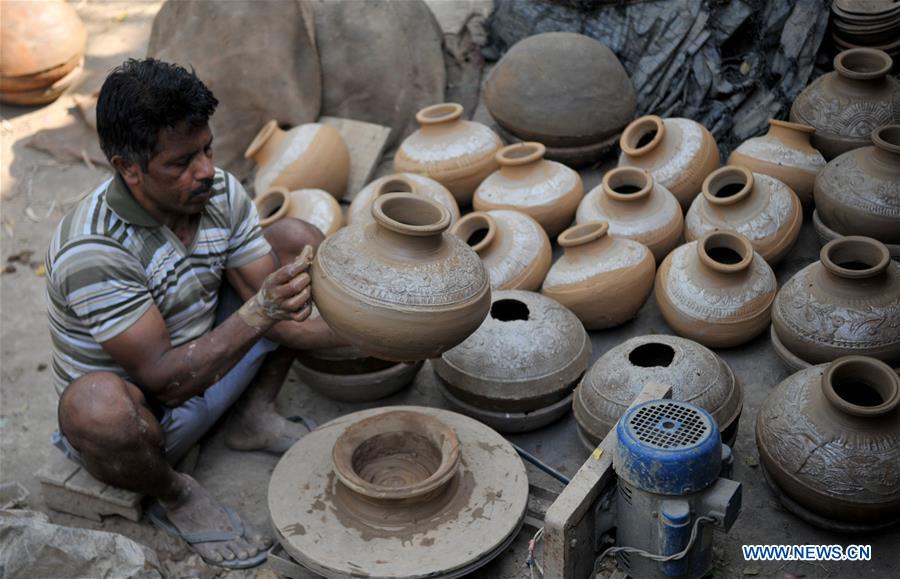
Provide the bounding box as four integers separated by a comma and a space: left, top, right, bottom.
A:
45, 168, 271, 395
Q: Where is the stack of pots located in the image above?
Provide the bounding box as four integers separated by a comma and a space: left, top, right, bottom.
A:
830, 0, 900, 66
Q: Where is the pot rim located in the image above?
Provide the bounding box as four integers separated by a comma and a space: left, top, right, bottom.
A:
372, 192, 452, 237
769, 118, 815, 135
255, 187, 290, 227
603, 166, 653, 202
496, 141, 546, 166
558, 221, 609, 247
697, 230, 754, 273
833, 48, 892, 80
702, 166, 754, 206
620, 115, 666, 157
451, 211, 497, 254
375, 174, 418, 197
872, 124, 900, 155
244, 119, 278, 160
416, 102, 465, 126
820, 236, 891, 279
822, 356, 900, 417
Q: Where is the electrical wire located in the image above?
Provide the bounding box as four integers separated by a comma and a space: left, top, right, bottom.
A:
593, 515, 716, 575
525, 526, 545, 578
511, 443, 571, 485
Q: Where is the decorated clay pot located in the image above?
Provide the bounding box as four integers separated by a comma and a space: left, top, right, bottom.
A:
574, 335, 742, 451
472, 142, 583, 238
245, 121, 351, 199
813, 125, 900, 258
575, 166, 683, 262
790, 48, 900, 160
727, 119, 826, 205
757, 356, 900, 531
617, 115, 720, 210
393, 103, 502, 206
450, 210, 551, 291
656, 231, 776, 348
433, 291, 591, 433
255, 187, 343, 236
685, 166, 802, 265
771, 237, 900, 370
292, 346, 422, 403
312, 193, 490, 362
349, 173, 460, 227
541, 222, 655, 330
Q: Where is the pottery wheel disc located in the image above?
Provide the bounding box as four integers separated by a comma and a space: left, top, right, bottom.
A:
268, 405, 529, 579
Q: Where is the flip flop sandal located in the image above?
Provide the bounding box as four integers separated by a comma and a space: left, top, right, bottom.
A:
147, 501, 268, 570
286, 415, 317, 432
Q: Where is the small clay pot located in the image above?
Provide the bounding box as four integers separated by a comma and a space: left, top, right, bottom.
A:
790, 48, 900, 160
575, 166, 683, 262
541, 222, 655, 330
756, 356, 900, 531
292, 346, 422, 403
727, 119, 826, 205
473, 142, 583, 239
312, 193, 491, 362
685, 166, 802, 265
245, 121, 351, 199
617, 115, 720, 210
451, 210, 551, 291
813, 125, 900, 258
771, 236, 900, 370
656, 231, 776, 348
393, 103, 502, 206
433, 291, 591, 433
255, 187, 343, 237
349, 173, 460, 227
574, 335, 742, 451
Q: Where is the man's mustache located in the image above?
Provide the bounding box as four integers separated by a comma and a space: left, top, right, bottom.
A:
190, 179, 214, 199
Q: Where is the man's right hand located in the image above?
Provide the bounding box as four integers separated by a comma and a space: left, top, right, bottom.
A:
239, 245, 314, 329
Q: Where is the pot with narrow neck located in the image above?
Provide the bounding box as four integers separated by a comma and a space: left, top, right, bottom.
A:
350, 173, 460, 226
685, 165, 802, 265
255, 187, 344, 237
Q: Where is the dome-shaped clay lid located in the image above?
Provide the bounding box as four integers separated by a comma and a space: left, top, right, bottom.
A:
575, 335, 741, 442
434, 291, 591, 407
0, 1, 87, 78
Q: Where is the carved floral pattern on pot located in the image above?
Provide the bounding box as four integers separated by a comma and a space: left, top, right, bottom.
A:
349, 173, 460, 226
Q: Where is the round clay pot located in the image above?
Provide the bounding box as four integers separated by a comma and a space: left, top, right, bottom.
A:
771, 236, 900, 370
685, 166, 802, 266
312, 193, 491, 362
756, 356, 900, 531
541, 222, 655, 330
727, 119, 827, 205
255, 187, 343, 237
245, 120, 351, 199
656, 231, 776, 348
292, 346, 422, 403
790, 48, 900, 160
433, 291, 591, 433
574, 335, 742, 451
617, 115, 720, 210
813, 125, 900, 257
451, 210, 551, 291
349, 173, 460, 227
575, 166, 684, 263
472, 142, 583, 239
393, 103, 502, 206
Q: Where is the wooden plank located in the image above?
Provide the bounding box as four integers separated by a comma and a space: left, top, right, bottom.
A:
64, 467, 108, 495
34, 452, 80, 486
318, 116, 391, 202
99, 483, 142, 508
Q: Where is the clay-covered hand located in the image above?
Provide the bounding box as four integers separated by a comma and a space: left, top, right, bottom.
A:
239, 245, 314, 329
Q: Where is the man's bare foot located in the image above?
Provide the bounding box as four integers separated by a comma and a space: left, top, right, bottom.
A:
223, 402, 310, 455
158, 473, 271, 565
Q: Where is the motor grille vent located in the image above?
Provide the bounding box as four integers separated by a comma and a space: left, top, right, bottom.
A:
628, 401, 709, 449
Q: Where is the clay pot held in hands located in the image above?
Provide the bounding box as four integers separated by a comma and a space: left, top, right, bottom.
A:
727, 119, 826, 205
574, 335, 742, 451
813, 125, 900, 258
451, 210, 551, 291
575, 166, 683, 262
617, 115, 720, 210
756, 356, 900, 531
473, 142, 583, 239
656, 231, 776, 348
292, 346, 422, 403
685, 166, 802, 265
790, 48, 900, 160
255, 187, 343, 236
312, 193, 490, 362
433, 291, 591, 433
349, 173, 460, 226
393, 103, 502, 206
245, 121, 351, 199
771, 237, 900, 370
541, 222, 655, 330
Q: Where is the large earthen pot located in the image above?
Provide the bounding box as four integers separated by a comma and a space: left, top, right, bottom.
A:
541, 222, 655, 330
656, 231, 776, 348
575, 166, 683, 263
573, 335, 742, 451
472, 142, 583, 238
756, 356, 900, 532
771, 236, 900, 370
617, 115, 720, 210
393, 103, 502, 206
685, 166, 802, 266
349, 173, 460, 226
312, 193, 490, 362
813, 125, 900, 258
255, 187, 343, 237
727, 119, 826, 206
433, 291, 591, 433
790, 48, 900, 160
451, 210, 551, 291
292, 346, 422, 403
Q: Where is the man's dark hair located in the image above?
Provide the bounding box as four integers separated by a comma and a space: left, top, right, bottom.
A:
96, 58, 218, 171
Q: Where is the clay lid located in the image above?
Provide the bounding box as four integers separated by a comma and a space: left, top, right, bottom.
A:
0, 1, 87, 79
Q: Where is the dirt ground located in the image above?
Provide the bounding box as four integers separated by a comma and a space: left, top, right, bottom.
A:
1, 2, 899, 579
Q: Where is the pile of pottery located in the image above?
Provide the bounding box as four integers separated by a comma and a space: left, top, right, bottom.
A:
831, 0, 900, 66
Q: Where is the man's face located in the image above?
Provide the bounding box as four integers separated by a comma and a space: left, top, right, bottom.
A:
140, 122, 215, 215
